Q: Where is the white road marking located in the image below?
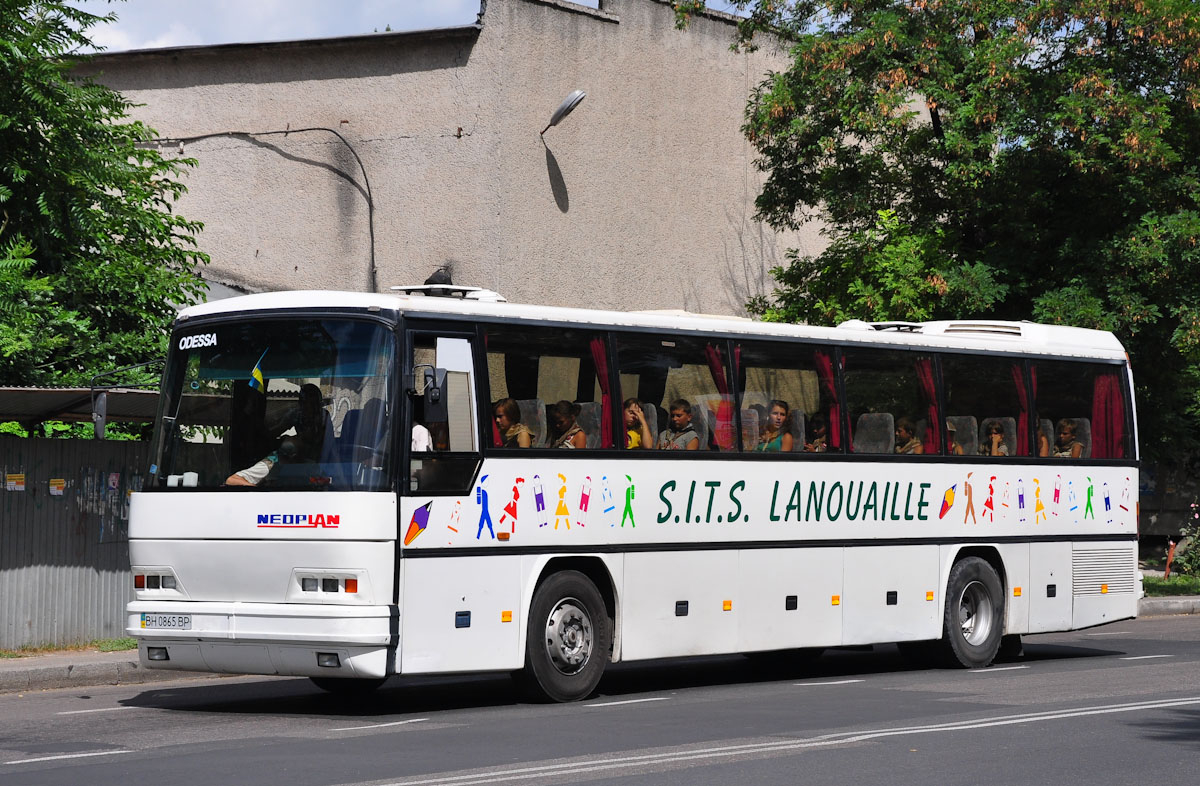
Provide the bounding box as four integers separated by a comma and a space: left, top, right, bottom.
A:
586, 697, 669, 708
332, 718, 429, 732
794, 679, 865, 686
969, 665, 1029, 673
56, 706, 135, 715
1119, 655, 1174, 660
365, 696, 1200, 786
7, 750, 133, 765
1085, 631, 1126, 636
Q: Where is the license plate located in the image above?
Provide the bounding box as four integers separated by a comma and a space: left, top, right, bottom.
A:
141, 613, 191, 630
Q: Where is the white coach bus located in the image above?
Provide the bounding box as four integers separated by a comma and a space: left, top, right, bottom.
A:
128, 287, 1140, 701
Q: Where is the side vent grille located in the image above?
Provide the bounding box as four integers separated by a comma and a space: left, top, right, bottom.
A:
941, 322, 1024, 337
1072, 547, 1136, 595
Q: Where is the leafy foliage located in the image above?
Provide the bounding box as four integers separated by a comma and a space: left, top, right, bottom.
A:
679, 0, 1200, 463
0, 1, 207, 395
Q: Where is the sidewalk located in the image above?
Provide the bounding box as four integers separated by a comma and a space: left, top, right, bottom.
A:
2, 596, 1197, 695
0, 648, 215, 694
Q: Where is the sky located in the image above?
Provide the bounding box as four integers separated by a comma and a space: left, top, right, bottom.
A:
71, 0, 490, 52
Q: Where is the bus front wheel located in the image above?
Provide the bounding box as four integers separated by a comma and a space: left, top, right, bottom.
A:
520, 570, 610, 702
939, 556, 1005, 669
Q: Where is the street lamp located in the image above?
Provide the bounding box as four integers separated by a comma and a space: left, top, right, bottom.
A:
541, 90, 586, 136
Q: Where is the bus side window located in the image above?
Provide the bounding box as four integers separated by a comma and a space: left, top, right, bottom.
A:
841, 348, 936, 455
615, 334, 734, 452
941, 354, 1024, 456
1032, 360, 1127, 460
733, 340, 837, 454
482, 324, 611, 449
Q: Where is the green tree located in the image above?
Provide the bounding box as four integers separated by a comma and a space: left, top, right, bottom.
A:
679, 0, 1200, 463
0, 0, 207, 395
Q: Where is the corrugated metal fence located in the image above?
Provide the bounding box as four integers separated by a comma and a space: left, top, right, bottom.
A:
0, 436, 146, 649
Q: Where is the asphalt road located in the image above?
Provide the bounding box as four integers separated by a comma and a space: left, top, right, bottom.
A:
3, 616, 1200, 786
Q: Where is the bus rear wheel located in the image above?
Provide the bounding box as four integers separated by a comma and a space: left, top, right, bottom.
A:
939, 556, 1004, 668
519, 570, 610, 703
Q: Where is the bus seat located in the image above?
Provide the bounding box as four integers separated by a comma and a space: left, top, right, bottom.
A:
980, 417, 1016, 457
690, 403, 711, 451
1039, 419, 1054, 455
1070, 417, 1091, 458
853, 412, 895, 454
788, 411, 806, 452
576, 401, 601, 449
740, 408, 760, 450
515, 398, 547, 447
947, 415, 978, 455
642, 402, 660, 445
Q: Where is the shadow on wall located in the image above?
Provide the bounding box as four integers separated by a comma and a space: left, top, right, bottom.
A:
545, 145, 569, 213
683, 207, 792, 316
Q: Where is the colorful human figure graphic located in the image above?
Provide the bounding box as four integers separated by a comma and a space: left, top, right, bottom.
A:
554, 473, 571, 530
621, 475, 636, 528
963, 473, 976, 524
498, 477, 524, 534
982, 476, 996, 522
1017, 478, 1026, 523
1119, 476, 1131, 512
939, 485, 956, 519
1084, 477, 1095, 520
576, 476, 592, 528
1067, 481, 1078, 522
533, 474, 549, 528
1103, 482, 1112, 524
475, 474, 494, 539
601, 476, 615, 515
1052, 474, 1062, 519
447, 499, 462, 541
1033, 478, 1046, 524
1001, 482, 1011, 512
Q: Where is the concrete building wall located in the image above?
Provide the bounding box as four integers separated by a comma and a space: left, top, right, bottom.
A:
84, 0, 819, 315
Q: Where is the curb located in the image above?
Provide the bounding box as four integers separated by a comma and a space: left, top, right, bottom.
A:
0, 657, 215, 695
1139, 596, 1200, 617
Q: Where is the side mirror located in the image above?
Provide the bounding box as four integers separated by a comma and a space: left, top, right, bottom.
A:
92, 391, 108, 440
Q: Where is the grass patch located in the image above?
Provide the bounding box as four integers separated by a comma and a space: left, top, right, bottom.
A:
92, 637, 137, 652
0, 637, 138, 658
1144, 574, 1200, 596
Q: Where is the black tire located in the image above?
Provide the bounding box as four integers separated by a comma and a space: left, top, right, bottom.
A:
310, 676, 387, 695
519, 570, 611, 703
938, 556, 1005, 668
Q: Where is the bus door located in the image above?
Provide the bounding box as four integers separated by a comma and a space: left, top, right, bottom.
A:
403, 325, 483, 497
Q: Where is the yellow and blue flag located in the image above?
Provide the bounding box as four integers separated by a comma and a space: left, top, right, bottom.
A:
248, 348, 269, 392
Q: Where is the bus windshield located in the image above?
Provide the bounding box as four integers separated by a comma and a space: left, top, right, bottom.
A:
150, 318, 395, 491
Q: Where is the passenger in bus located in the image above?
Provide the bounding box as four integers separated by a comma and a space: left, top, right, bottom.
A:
947, 421, 964, 455
656, 399, 700, 451
1050, 419, 1084, 459
549, 400, 587, 449
623, 398, 653, 449
755, 399, 794, 452
895, 416, 924, 454
980, 420, 1009, 456
493, 398, 533, 448
225, 384, 329, 486
804, 412, 829, 452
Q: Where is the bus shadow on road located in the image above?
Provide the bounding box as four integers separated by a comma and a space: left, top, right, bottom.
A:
1131, 707, 1200, 749
120, 640, 1123, 717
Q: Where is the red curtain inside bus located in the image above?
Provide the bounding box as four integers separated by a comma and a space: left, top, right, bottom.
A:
1092, 370, 1125, 459
589, 337, 613, 448
815, 351, 842, 450
915, 358, 941, 454
704, 343, 734, 450
1012, 363, 1031, 456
